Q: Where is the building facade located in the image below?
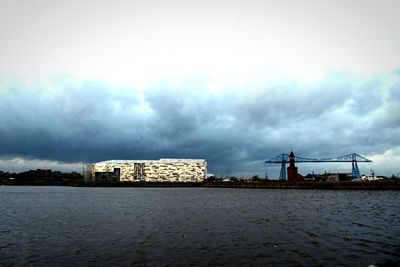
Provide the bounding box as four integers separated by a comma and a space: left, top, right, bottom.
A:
326, 173, 352, 182
85, 158, 207, 182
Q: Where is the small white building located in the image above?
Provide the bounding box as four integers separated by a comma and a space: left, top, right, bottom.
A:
326, 173, 352, 182
85, 158, 207, 182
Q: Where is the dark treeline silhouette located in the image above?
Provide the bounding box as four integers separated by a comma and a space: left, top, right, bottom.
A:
0, 169, 83, 185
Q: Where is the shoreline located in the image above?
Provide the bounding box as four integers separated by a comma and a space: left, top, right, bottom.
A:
2, 180, 400, 190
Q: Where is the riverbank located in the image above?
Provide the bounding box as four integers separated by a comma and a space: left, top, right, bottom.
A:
203, 180, 400, 190
2, 179, 400, 190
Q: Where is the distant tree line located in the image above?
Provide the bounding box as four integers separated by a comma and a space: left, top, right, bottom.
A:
0, 169, 83, 185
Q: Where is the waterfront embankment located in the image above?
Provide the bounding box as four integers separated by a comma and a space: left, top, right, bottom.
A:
203, 181, 400, 190
2, 179, 400, 190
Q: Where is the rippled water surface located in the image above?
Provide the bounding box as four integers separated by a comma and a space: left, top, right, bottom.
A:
0, 186, 399, 266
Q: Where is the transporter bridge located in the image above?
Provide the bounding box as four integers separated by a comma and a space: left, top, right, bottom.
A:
265, 152, 372, 180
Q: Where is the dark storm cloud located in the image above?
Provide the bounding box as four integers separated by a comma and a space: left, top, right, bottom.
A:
0, 70, 399, 175
232, 76, 351, 126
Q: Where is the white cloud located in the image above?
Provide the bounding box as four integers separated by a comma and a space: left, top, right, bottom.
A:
0, 0, 399, 84
367, 149, 400, 177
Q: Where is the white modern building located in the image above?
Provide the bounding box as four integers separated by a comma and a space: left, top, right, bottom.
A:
85, 158, 207, 182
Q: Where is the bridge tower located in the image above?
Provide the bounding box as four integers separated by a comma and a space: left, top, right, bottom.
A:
352, 154, 360, 178
279, 154, 287, 180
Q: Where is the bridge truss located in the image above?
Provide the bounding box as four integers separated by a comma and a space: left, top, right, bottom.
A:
265, 153, 372, 180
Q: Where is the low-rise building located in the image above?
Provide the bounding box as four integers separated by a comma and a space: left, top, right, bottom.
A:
326, 173, 352, 182
85, 158, 207, 182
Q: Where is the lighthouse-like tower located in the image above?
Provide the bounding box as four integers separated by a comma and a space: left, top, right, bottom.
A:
287, 150, 299, 181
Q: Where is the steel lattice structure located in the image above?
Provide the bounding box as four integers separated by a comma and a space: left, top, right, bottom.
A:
265, 153, 372, 180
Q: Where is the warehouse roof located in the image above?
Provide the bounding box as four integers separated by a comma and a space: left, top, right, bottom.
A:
94, 158, 206, 164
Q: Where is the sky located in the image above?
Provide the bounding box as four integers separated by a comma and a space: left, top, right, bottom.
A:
0, 0, 399, 178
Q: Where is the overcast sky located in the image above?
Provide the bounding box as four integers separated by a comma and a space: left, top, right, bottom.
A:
0, 0, 399, 177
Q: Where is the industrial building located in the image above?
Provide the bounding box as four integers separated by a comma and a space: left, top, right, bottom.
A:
85, 159, 207, 182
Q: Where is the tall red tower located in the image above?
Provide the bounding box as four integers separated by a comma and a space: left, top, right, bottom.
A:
287, 150, 299, 181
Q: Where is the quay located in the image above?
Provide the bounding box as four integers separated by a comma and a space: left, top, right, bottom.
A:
75, 180, 400, 190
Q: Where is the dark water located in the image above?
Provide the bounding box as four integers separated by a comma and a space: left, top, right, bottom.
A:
0, 186, 399, 266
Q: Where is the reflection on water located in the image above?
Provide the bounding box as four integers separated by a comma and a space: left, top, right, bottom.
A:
0, 186, 399, 266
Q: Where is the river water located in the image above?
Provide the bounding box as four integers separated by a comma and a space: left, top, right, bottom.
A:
0, 186, 399, 266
